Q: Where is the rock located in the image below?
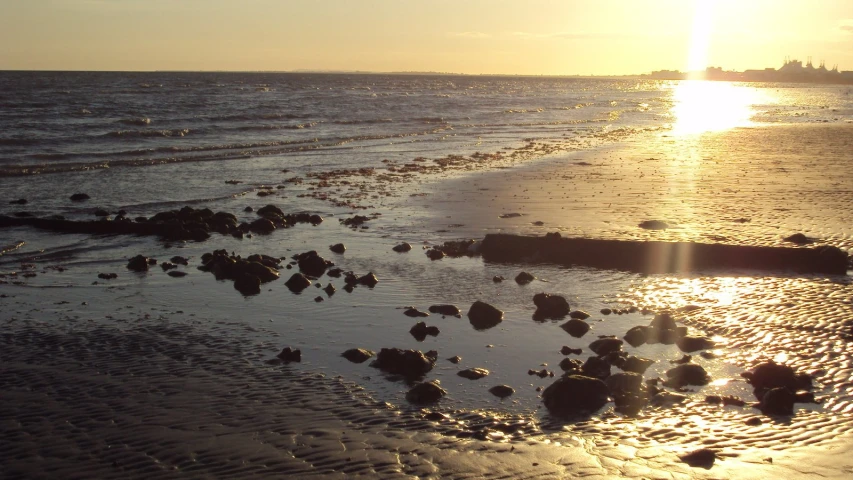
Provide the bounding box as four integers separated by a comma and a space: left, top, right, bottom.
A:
589, 338, 623, 356
560, 346, 582, 355
244, 206, 254, 212
404, 308, 430, 318
329, 243, 346, 254
650, 312, 677, 330
277, 347, 302, 363
569, 310, 590, 320
680, 448, 716, 468
234, 273, 261, 295
249, 218, 276, 234
676, 335, 716, 353
533, 293, 570, 319
425, 249, 445, 260
489, 385, 515, 398
97, 273, 117, 280
93, 209, 109, 217
170, 256, 189, 265
492, 275, 505, 283
600, 308, 612, 315
323, 283, 336, 296
371, 348, 435, 378
467, 301, 504, 330
650, 391, 688, 407
285, 273, 312, 292
309, 214, 323, 225
295, 251, 330, 277
541, 375, 610, 417
515, 271, 535, 284
665, 364, 711, 388
620, 356, 655, 374
357, 272, 379, 287
745, 417, 763, 426
428, 304, 460, 316
342, 348, 374, 363
314, 296, 323, 302
638, 220, 669, 230
409, 322, 440, 341
327, 268, 343, 277
741, 361, 812, 393
783, 233, 812, 245
559, 357, 583, 372
160, 261, 177, 271
9, 199, 27, 205
392, 242, 412, 253
759, 387, 797, 415
458, 368, 489, 380
581, 356, 611, 379
257, 204, 285, 218
447, 356, 461, 364
167, 271, 187, 278
671, 354, 692, 365
624, 326, 649, 347
406, 380, 446, 405
560, 319, 590, 338
126, 255, 150, 272
70, 193, 90, 202
606, 372, 645, 396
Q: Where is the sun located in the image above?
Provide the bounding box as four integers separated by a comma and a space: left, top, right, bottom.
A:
687, 0, 714, 75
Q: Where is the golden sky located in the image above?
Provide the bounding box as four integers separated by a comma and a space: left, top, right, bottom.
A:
1, 0, 851, 74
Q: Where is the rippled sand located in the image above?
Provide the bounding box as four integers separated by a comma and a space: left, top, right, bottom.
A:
3, 124, 853, 478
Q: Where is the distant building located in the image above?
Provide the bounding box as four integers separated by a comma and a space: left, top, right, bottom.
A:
644, 57, 852, 85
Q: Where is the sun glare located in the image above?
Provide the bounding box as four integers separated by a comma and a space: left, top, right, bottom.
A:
687, 0, 713, 74
669, 81, 761, 135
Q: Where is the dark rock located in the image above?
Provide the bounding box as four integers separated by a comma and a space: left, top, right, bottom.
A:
677, 335, 716, 353
309, 214, 323, 225
559, 357, 583, 372
745, 417, 763, 426
447, 355, 461, 364
93, 209, 109, 217
541, 375, 610, 417
671, 354, 692, 365
515, 271, 535, 285
406, 380, 446, 404
234, 273, 261, 296
294, 250, 331, 277
581, 356, 611, 380
606, 372, 646, 396
467, 301, 504, 330
167, 271, 187, 278
492, 275, 504, 283
620, 356, 655, 374
458, 368, 489, 380
9, 199, 27, 205
428, 304, 460, 316
409, 322, 440, 341
569, 310, 590, 320
533, 293, 570, 319
249, 218, 276, 234
342, 348, 375, 363
589, 338, 623, 356
13, 212, 33, 217
560, 346, 582, 355
97, 273, 117, 280
314, 296, 324, 302
277, 347, 301, 363
783, 233, 812, 245
327, 268, 343, 277
741, 361, 812, 393
650, 312, 677, 330
426, 249, 445, 260
126, 255, 150, 272
560, 319, 590, 338
329, 243, 346, 254
285, 273, 312, 292
323, 283, 336, 296
160, 262, 177, 271
665, 364, 711, 388
257, 204, 285, 218
600, 308, 612, 315
624, 325, 649, 347
680, 448, 716, 468
404, 308, 430, 318
371, 348, 435, 378
392, 242, 412, 253
760, 387, 796, 415
244, 206, 254, 212
638, 220, 669, 230
170, 256, 189, 265
489, 385, 515, 398
357, 272, 379, 287
650, 391, 688, 407
70, 193, 90, 202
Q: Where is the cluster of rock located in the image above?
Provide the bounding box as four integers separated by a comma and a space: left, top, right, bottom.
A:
741, 361, 816, 415
197, 249, 281, 295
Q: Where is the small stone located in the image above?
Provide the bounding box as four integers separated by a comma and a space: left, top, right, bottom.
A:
447, 355, 462, 364
458, 368, 490, 380
276, 347, 302, 363
428, 304, 460, 316
665, 363, 711, 388
126, 255, 150, 272
560, 346, 582, 356
489, 385, 515, 398
515, 272, 535, 285
406, 380, 446, 404
314, 296, 324, 302
392, 242, 412, 253
285, 273, 312, 292
342, 348, 374, 363
569, 310, 590, 320
600, 308, 612, 315
760, 387, 796, 415
589, 338, 623, 356
680, 448, 716, 468
676, 335, 716, 353
70, 193, 90, 202
329, 243, 346, 254
357, 272, 379, 287
492, 275, 505, 283
560, 319, 590, 338
167, 271, 187, 278
404, 308, 430, 318
467, 301, 504, 330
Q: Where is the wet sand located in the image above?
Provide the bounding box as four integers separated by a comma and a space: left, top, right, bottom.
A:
3, 123, 853, 478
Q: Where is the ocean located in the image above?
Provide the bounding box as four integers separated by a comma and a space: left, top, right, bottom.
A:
2, 72, 853, 478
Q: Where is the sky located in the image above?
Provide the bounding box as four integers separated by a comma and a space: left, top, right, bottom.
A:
1, 0, 852, 74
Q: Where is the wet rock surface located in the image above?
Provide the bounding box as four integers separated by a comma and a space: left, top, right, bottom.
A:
467, 301, 504, 330
406, 380, 446, 405
532, 293, 570, 320
541, 375, 610, 417
428, 304, 460, 316
341, 348, 375, 364
409, 322, 440, 341
457, 368, 490, 380
488, 385, 515, 398
371, 348, 436, 378
665, 364, 711, 388
559, 319, 590, 338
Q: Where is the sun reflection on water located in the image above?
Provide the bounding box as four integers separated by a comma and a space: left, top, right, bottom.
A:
669, 81, 768, 135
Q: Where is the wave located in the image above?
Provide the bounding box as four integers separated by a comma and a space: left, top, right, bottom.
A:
117, 117, 152, 126
104, 128, 190, 138
236, 122, 317, 131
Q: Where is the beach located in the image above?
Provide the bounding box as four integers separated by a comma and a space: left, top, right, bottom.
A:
2, 73, 853, 478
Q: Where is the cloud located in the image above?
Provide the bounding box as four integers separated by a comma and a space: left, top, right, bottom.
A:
447, 31, 491, 39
